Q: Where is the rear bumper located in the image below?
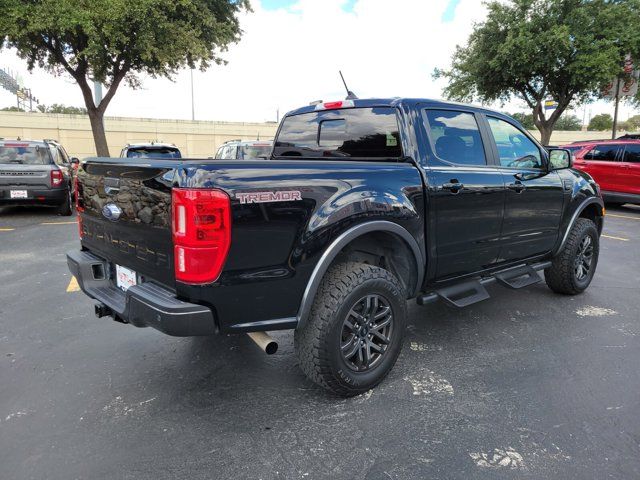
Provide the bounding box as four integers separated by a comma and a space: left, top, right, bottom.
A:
66, 249, 217, 336
0, 186, 67, 206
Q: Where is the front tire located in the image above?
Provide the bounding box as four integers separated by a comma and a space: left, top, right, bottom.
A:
295, 262, 407, 397
545, 218, 599, 295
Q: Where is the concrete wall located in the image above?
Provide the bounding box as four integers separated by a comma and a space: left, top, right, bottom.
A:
0, 111, 618, 159
0, 111, 278, 159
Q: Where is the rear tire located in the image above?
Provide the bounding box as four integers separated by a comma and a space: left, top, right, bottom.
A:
57, 189, 73, 216
545, 218, 599, 295
295, 262, 407, 397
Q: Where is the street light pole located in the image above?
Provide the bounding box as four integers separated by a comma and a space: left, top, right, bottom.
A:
612, 77, 621, 139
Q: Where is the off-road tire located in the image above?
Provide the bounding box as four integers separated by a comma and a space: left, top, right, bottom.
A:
545, 218, 599, 295
295, 262, 407, 397
57, 188, 73, 216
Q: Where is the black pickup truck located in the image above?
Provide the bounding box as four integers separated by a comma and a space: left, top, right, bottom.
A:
67, 98, 604, 396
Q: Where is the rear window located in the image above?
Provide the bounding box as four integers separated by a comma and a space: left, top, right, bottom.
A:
0, 144, 51, 165
273, 107, 402, 159
126, 147, 181, 159
239, 144, 272, 159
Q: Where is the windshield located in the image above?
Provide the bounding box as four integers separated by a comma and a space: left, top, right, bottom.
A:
563, 146, 584, 153
0, 144, 51, 165
126, 147, 181, 159
239, 144, 272, 159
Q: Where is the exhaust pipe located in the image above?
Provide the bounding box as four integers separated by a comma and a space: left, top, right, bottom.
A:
247, 331, 278, 355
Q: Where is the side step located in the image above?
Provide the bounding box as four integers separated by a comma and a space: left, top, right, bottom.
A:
417, 261, 551, 308
494, 265, 542, 289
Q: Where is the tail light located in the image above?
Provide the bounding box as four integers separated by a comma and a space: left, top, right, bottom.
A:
51, 169, 63, 187
171, 188, 232, 284
75, 175, 84, 238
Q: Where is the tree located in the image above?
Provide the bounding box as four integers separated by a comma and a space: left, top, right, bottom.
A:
1, 106, 25, 112
620, 114, 640, 132
589, 113, 613, 131
37, 103, 88, 115
436, 0, 640, 145
510, 112, 535, 130
554, 114, 582, 131
0, 0, 250, 156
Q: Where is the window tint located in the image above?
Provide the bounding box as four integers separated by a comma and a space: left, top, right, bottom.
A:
274, 107, 402, 159
424, 110, 486, 165
487, 117, 542, 168
622, 144, 640, 163
584, 144, 622, 162
0, 144, 50, 165
126, 147, 181, 159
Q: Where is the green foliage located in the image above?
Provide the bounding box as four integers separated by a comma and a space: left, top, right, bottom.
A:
554, 114, 582, 131
588, 113, 613, 131
509, 112, 535, 129
0, 106, 25, 112
0, 0, 250, 155
620, 114, 640, 132
36, 104, 88, 114
436, 0, 640, 143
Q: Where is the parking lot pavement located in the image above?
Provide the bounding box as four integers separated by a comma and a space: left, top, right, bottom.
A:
1, 205, 639, 480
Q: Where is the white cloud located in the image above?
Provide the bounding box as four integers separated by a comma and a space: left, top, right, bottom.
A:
0, 0, 636, 123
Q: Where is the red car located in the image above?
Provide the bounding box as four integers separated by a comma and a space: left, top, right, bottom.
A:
561, 139, 640, 205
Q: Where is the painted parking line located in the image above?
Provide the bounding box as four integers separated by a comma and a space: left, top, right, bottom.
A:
66, 276, 80, 292
607, 213, 640, 221
0, 227, 15, 231
602, 234, 630, 242
41, 221, 78, 225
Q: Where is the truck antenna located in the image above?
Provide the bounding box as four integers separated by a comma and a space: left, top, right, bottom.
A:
339, 70, 358, 100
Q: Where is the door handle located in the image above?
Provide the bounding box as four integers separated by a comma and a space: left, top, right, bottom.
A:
442, 181, 464, 193
507, 181, 526, 193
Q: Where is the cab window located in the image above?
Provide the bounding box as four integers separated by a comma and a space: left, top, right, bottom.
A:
487, 117, 542, 169
584, 144, 622, 162
424, 110, 486, 165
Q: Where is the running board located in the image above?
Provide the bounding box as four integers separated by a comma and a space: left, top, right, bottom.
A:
417, 261, 552, 308
494, 265, 541, 289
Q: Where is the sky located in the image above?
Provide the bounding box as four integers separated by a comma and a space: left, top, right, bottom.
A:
0, 0, 637, 124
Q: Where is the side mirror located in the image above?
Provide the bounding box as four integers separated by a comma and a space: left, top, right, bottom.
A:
70, 157, 80, 165
548, 148, 572, 171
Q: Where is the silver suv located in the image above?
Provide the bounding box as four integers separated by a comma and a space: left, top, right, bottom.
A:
0, 139, 77, 215
214, 140, 273, 160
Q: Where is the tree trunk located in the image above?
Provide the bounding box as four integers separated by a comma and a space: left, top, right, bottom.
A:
538, 125, 552, 146
88, 107, 110, 157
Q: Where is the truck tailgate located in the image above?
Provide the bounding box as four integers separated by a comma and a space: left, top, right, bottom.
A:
77, 159, 175, 287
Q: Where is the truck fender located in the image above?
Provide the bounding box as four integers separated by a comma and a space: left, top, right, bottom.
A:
295, 220, 424, 330
556, 196, 605, 254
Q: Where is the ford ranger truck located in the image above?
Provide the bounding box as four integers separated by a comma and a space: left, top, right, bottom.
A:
67, 98, 604, 396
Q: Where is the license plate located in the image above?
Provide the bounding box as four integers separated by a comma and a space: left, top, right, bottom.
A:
10, 190, 27, 199
115, 265, 137, 291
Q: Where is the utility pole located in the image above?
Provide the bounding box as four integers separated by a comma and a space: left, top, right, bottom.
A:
190, 69, 195, 121
612, 77, 621, 139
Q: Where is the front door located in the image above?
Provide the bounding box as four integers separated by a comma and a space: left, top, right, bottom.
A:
577, 143, 625, 193
422, 108, 506, 279
484, 115, 564, 261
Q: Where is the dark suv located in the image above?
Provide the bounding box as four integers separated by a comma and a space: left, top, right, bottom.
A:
0, 139, 77, 215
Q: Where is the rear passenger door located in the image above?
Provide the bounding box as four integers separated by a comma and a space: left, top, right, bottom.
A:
484, 116, 564, 261
620, 144, 640, 196
422, 108, 506, 279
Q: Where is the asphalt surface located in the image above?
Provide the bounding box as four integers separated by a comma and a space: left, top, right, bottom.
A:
1, 204, 639, 480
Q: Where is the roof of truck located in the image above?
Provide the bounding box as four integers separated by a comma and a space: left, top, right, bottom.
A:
285, 97, 515, 121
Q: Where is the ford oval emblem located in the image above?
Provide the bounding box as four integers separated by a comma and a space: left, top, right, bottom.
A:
102, 203, 122, 221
